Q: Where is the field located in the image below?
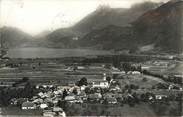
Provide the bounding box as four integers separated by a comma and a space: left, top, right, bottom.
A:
168, 61, 183, 74
1, 107, 42, 116
65, 103, 156, 116
117, 74, 167, 89
0, 60, 110, 85
1, 103, 156, 117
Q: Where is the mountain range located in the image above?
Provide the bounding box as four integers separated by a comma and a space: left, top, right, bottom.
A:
38, 1, 161, 49
78, 0, 183, 53
1, 0, 183, 53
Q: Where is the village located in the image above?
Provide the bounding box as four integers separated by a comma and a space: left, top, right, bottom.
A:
0, 57, 182, 116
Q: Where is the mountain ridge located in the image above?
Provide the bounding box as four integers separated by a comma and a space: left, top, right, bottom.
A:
0, 27, 33, 48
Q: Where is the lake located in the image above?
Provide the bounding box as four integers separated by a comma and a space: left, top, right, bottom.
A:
7, 47, 113, 58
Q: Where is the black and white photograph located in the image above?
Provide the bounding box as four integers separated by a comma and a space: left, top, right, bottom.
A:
0, 0, 182, 116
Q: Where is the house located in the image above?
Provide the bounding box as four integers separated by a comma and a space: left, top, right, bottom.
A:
92, 81, 109, 89
91, 87, 102, 93
103, 93, 114, 99
109, 85, 121, 92
32, 98, 43, 104
40, 103, 48, 109
10, 98, 18, 105
111, 71, 126, 75
53, 90, 60, 95
42, 84, 54, 89
77, 91, 87, 101
58, 111, 66, 117
74, 96, 83, 104
32, 96, 38, 100
77, 66, 85, 70
43, 111, 55, 117
21, 101, 36, 110
16, 98, 28, 106
80, 85, 86, 91
64, 95, 76, 103
53, 107, 66, 117
127, 71, 141, 75
127, 71, 132, 74
155, 95, 167, 100
52, 98, 60, 105
132, 71, 141, 75
53, 107, 63, 112
68, 82, 75, 87
69, 86, 81, 94
44, 98, 52, 103
38, 92, 44, 97
88, 93, 102, 102
105, 97, 117, 104
111, 67, 120, 71
36, 85, 40, 89
141, 66, 150, 70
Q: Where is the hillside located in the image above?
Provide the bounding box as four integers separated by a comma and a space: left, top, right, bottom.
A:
0, 27, 33, 48
79, 0, 183, 53
132, 0, 183, 53
72, 2, 160, 35
79, 25, 134, 50
45, 1, 160, 47
34, 28, 78, 48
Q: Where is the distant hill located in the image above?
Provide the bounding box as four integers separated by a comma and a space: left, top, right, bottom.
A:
44, 1, 160, 48
72, 2, 161, 35
0, 27, 33, 48
78, 0, 183, 53
33, 28, 78, 48
132, 0, 183, 53
79, 25, 134, 50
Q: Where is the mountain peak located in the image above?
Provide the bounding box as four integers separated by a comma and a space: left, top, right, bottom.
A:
96, 5, 111, 11
169, 0, 182, 3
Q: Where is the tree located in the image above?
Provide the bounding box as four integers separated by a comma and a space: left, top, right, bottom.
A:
106, 77, 111, 83
142, 77, 147, 82
22, 77, 29, 82
12, 77, 30, 87
84, 87, 91, 94
58, 100, 68, 111
104, 64, 111, 69
62, 89, 68, 100
23, 82, 32, 98
122, 63, 131, 73
77, 77, 88, 86
73, 88, 78, 95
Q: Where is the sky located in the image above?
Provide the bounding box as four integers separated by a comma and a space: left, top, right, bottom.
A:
0, 0, 169, 35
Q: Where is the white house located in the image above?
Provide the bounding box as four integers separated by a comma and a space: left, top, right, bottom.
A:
64, 95, 76, 103
132, 71, 141, 75
92, 81, 109, 89
112, 71, 126, 75
52, 107, 66, 117
21, 101, 36, 110
32, 98, 43, 104
43, 111, 55, 117
40, 103, 48, 109
53, 107, 62, 112
155, 95, 167, 100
